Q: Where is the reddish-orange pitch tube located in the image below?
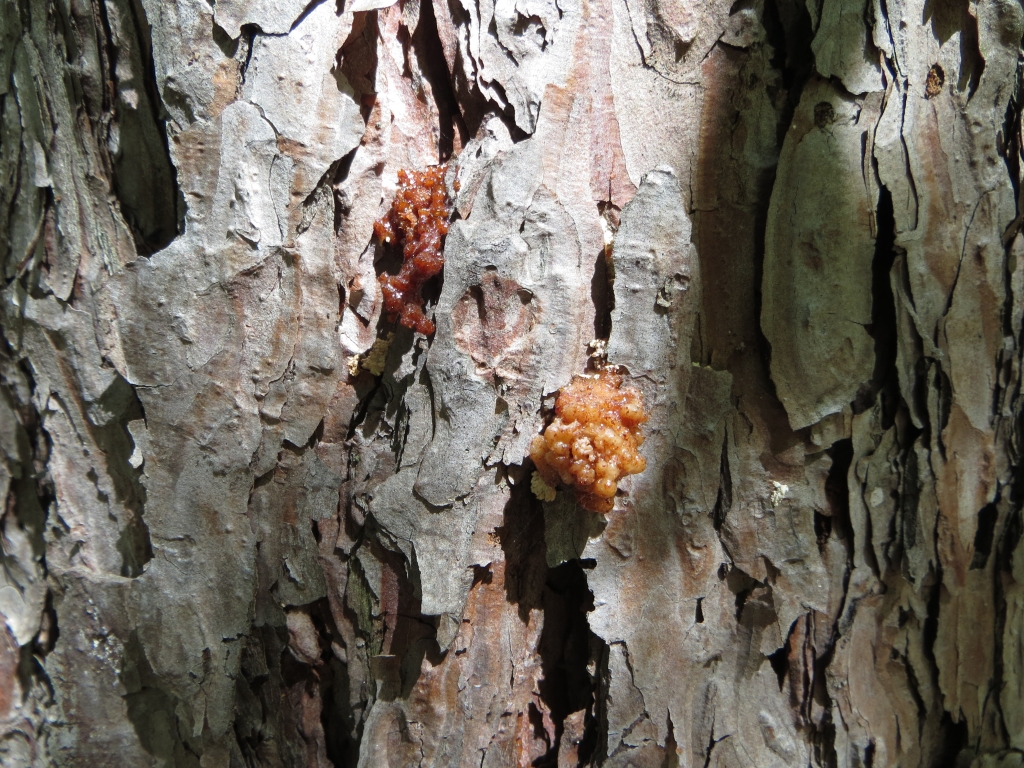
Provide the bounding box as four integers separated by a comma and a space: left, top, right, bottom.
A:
530, 368, 648, 513
373, 164, 455, 335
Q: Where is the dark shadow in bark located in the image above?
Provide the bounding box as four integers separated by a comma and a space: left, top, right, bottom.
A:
264, 631, 319, 764
340, 11, 380, 124
534, 560, 600, 767
412, 0, 470, 160
921, 580, 944, 694
429, 0, 529, 144
824, 438, 854, 550
935, 710, 970, 767
864, 186, 900, 425
497, 481, 606, 766
86, 374, 153, 577
762, 0, 816, 136
375, 539, 443, 702
591, 244, 614, 343
102, 0, 184, 254
230, 596, 369, 766
2, 356, 49, 555
712, 434, 732, 533
122, 631, 202, 767
971, 502, 1000, 569
898, 442, 923, 569
317, 566, 369, 767
767, 626, 791, 691
234, 626, 284, 766
497, 481, 550, 625
726, 564, 759, 622
691, 0, 813, 460
344, 290, 419, 450
282, 598, 347, 765
592, 201, 618, 342
0, 350, 60, 709
347, 326, 416, 447
989, 502, 1023, 762
811, 714, 840, 768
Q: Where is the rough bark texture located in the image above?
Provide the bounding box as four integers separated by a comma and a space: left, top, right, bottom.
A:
1, 0, 1023, 765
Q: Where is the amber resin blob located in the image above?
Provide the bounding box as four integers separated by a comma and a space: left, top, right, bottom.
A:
373, 164, 454, 335
530, 368, 649, 513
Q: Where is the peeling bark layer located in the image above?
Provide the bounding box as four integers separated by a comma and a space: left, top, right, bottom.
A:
2, 0, 1024, 765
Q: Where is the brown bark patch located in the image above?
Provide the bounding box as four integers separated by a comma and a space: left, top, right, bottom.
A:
453, 269, 538, 383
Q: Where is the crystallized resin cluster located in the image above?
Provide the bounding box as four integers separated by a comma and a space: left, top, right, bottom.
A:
374, 164, 453, 335
530, 369, 648, 513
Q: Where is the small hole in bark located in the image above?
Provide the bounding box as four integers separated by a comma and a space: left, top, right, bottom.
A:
925, 64, 945, 98
813, 101, 835, 128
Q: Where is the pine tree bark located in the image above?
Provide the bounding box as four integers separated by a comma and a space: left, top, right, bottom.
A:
1, 0, 1022, 765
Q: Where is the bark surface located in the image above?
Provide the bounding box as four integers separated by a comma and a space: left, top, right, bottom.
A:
1, 0, 1022, 765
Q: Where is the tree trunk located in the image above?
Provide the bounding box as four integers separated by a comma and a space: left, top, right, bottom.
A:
1, 0, 1022, 764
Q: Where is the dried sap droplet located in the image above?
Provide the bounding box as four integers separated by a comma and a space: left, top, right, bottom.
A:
530, 368, 649, 514
373, 164, 454, 335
